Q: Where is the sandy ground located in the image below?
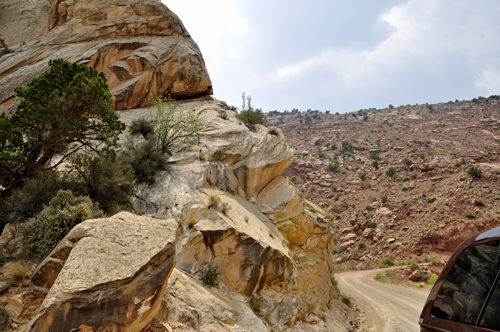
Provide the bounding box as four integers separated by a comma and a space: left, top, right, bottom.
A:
336, 269, 430, 332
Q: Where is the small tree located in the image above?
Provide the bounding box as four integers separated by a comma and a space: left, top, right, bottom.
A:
402, 157, 413, 166
149, 95, 204, 153
1, 59, 125, 191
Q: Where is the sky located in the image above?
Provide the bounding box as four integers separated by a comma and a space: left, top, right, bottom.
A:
164, 0, 500, 113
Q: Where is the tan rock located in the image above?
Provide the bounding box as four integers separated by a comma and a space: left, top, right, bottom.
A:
409, 270, 421, 282
5, 294, 24, 320
29, 212, 178, 332
0, 0, 212, 114
145, 268, 267, 332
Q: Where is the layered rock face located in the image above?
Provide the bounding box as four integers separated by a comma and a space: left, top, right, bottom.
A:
28, 212, 178, 332
0, 0, 212, 114
123, 100, 353, 331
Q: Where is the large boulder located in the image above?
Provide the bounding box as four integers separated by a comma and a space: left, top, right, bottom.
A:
29, 212, 178, 332
0, 0, 212, 113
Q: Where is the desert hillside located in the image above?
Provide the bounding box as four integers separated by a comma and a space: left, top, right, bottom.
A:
273, 96, 500, 270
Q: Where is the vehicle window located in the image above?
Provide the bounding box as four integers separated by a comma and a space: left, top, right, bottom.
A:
431, 240, 500, 325
480, 278, 500, 330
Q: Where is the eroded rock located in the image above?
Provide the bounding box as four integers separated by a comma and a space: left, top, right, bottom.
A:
29, 212, 178, 332
0, 0, 212, 113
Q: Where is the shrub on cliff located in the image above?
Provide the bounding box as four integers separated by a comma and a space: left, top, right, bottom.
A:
67, 154, 134, 214
119, 138, 168, 184
0, 59, 125, 192
20, 190, 103, 263
237, 92, 269, 131
148, 95, 204, 153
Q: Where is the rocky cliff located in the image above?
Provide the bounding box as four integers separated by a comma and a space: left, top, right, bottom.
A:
0, 0, 212, 114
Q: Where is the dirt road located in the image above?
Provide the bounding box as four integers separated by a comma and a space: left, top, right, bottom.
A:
336, 269, 430, 332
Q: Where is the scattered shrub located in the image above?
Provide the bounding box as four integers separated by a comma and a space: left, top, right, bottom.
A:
128, 117, 154, 139
300, 173, 305, 179
358, 172, 367, 181
464, 210, 476, 218
429, 257, 443, 265
363, 261, 371, 268
475, 198, 485, 206
250, 297, 262, 312
340, 253, 348, 262
366, 205, 373, 211
366, 212, 374, 219
369, 152, 381, 160
381, 255, 393, 266
402, 157, 413, 166
374, 273, 388, 283
119, 138, 168, 184
341, 295, 352, 307
467, 166, 482, 179
402, 176, 410, 182
381, 196, 388, 204
290, 175, 296, 182
68, 154, 134, 214
349, 219, 357, 226
199, 263, 221, 287
386, 167, 396, 177
428, 273, 439, 286
389, 243, 399, 251
209, 195, 220, 208
357, 240, 366, 250
427, 197, 437, 204
372, 159, 379, 169
268, 127, 280, 135
20, 190, 104, 263
402, 187, 408, 191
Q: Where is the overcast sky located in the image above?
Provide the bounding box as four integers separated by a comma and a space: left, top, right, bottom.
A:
165, 1, 500, 113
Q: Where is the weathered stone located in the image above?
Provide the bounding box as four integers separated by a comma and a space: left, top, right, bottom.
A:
0, 0, 212, 114
29, 212, 178, 332
5, 294, 24, 320
409, 270, 421, 282
362, 228, 373, 238
343, 233, 357, 242
0, 222, 23, 263
145, 268, 267, 332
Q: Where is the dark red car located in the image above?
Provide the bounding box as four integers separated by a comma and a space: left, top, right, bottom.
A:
420, 225, 500, 331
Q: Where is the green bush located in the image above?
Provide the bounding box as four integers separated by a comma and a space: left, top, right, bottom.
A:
68, 154, 134, 215
427, 197, 437, 203
428, 273, 438, 285
120, 139, 168, 184
20, 190, 103, 263
389, 243, 399, 251
374, 273, 388, 283
0, 174, 61, 229
358, 171, 367, 181
199, 263, 221, 287
327, 162, 339, 172
357, 240, 366, 250
464, 210, 476, 218
402, 187, 408, 191
467, 166, 482, 179
386, 167, 396, 177
402, 176, 410, 182
290, 175, 296, 182
341, 295, 352, 307
402, 157, 413, 166
372, 160, 379, 169
369, 152, 381, 160
475, 198, 485, 206
381, 196, 388, 204
149, 95, 204, 152
381, 255, 393, 266
236, 93, 268, 130
349, 219, 357, 226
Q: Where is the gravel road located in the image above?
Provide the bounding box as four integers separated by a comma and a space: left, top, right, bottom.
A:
336, 268, 430, 332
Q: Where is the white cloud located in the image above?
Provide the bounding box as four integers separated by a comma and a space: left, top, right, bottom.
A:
268, 0, 500, 110
163, 0, 500, 111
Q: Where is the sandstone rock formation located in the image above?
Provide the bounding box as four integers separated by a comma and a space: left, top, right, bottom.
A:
0, 221, 23, 263
0, 0, 212, 114
121, 100, 352, 330
29, 212, 178, 332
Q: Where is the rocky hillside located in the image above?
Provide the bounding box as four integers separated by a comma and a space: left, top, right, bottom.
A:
0, 1, 357, 331
0, 0, 212, 114
274, 96, 500, 270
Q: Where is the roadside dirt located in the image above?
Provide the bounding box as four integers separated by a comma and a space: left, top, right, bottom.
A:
336, 268, 430, 332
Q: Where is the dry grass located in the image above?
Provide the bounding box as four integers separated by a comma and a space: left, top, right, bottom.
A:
186, 213, 198, 228
2, 261, 30, 282
208, 195, 219, 208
